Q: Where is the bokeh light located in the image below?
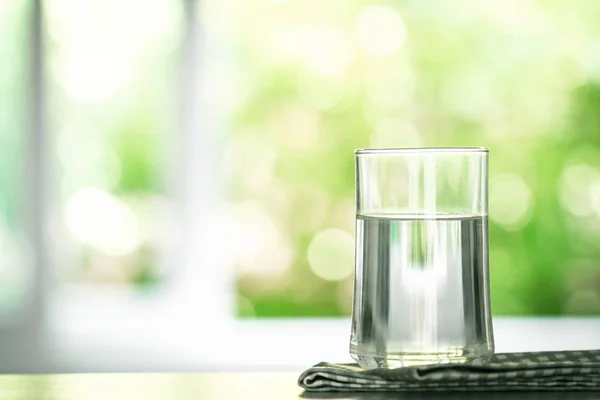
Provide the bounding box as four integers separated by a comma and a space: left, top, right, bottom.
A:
287, 185, 331, 233
364, 62, 415, 111
489, 173, 533, 231
56, 121, 122, 192
307, 228, 354, 281
226, 134, 279, 193
441, 71, 495, 120
229, 202, 293, 277
47, 0, 179, 103
250, 23, 300, 66
65, 188, 142, 256
559, 164, 600, 217
267, 103, 322, 150
296, 73, 351, 110
300, 26, 354, 77
355, 6, 406, 57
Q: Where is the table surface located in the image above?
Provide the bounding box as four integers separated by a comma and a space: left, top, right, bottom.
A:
1, 373, 599, 400
12, 317, 599, 373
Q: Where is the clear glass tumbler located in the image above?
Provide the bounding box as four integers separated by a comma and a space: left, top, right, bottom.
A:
350, 147, 494, 369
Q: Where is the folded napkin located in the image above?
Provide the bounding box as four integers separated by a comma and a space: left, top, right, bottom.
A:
299, 350, 600, 392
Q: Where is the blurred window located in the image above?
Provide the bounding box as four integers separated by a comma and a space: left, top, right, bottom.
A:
6, 0, 600, 334
0, 0, 31, 325
46, 0, 182, 291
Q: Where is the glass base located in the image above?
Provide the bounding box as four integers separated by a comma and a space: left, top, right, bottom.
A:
350, 343, 493, 369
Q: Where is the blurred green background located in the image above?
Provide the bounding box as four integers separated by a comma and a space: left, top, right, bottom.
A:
2, 0, 600, 319
228, 0, 600, 317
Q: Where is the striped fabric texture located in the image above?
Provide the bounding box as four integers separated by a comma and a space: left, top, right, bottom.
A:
299, 350, 600, 392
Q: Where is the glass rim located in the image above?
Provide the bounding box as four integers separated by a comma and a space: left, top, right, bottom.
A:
355, 147, 489, 155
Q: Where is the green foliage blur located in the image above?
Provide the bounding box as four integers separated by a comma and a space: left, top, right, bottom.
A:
227, 0, 600, 317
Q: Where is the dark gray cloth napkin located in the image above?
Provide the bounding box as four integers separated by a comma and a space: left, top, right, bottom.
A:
299, 350, 600, 392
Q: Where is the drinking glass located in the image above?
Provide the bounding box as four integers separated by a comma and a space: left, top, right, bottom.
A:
350, 147, 494, 368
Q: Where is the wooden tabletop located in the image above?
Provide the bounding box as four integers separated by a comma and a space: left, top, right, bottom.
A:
0, 373, 598, 400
